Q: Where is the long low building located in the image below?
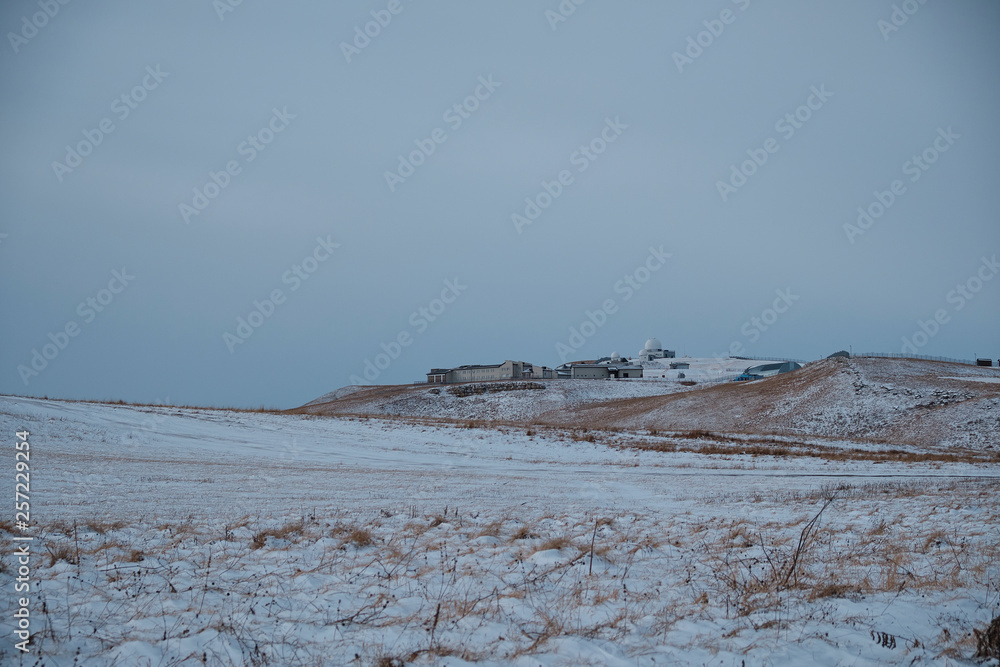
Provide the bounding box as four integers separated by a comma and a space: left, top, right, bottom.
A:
735, 361, 802, 381
427, 360, 555, 384
571, 364, 643, 380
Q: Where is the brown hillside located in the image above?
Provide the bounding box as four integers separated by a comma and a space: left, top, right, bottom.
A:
295, 357, 1000, 448
537, 357, 1000, 447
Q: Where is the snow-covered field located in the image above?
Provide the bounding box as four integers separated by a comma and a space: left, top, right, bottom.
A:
1, 395, 998, 665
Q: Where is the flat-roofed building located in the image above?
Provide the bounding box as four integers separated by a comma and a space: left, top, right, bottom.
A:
426, 360, 554, 384
571, 364, 643, 379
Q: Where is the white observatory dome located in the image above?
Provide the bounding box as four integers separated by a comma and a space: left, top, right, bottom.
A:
644, 338, 662, 352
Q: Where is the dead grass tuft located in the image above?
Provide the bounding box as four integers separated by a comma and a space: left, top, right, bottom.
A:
346, 527, 373, 547
537, 536, 570, 552
85, 519, 127, 535
512, 525, 538, 541
808, 582, 856, 600
45, 543, 77, 567
251, 519, 306, 550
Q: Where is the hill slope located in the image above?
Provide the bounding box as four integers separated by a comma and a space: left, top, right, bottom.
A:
543, 357, 1000, 447
298, 357, 1000, 447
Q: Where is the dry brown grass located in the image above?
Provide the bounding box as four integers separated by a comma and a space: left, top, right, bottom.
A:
23, 482, 998, 664
84, 519, 126, 535
45, 543, 77, 567
537, 536, 571, 552
346, 527, 373, 547
329, 521, 375, 547
511, 525, 538, 541
251, 519, 306, 550
618, 433, 1000, 465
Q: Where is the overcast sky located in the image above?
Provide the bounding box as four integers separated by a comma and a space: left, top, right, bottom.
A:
1, 0, 998, 408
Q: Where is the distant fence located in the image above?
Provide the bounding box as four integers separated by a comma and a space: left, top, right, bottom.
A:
854, 352, 977, 366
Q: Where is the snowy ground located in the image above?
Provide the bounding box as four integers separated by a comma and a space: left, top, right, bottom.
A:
627, 356, 769, 382
1, 396, 998, 666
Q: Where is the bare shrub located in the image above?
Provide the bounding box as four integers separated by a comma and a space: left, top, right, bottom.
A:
974, 615, 1000, 660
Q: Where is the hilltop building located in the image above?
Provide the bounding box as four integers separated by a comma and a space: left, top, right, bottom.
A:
636, 338, 675, 361
426, 360, 555, 384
